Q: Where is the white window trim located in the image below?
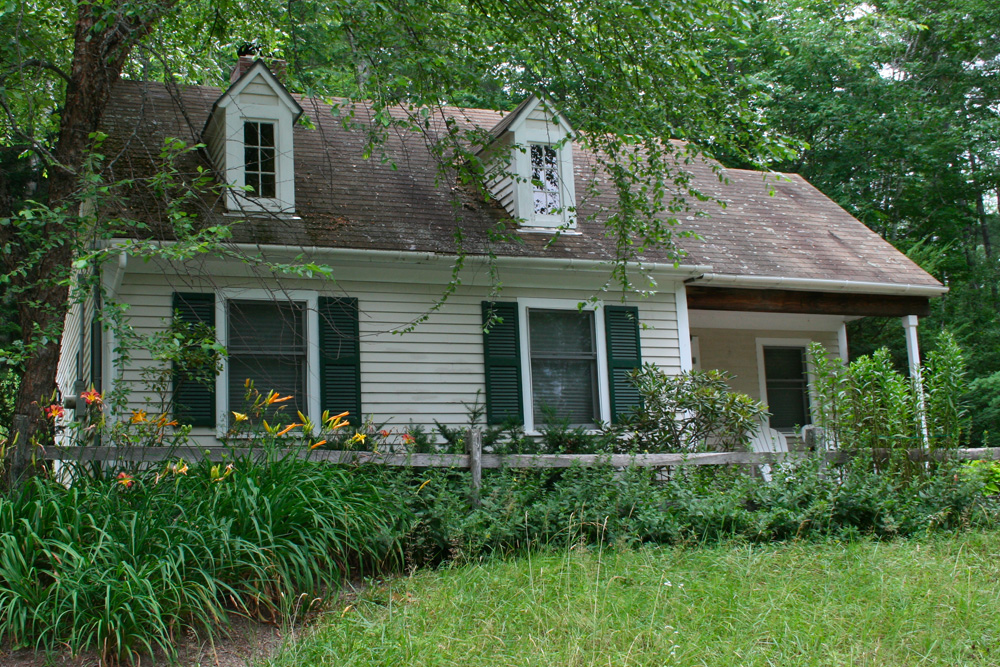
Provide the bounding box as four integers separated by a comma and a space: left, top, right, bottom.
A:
755, 337, 816, 432
517, 298, 611, 434
224, 103, 296, 214
215, 288, 320, 438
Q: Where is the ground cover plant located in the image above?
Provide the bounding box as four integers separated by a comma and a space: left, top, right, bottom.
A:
260, 529, 1000, 667
377, 453, 996, 567
0, 447, 402, 663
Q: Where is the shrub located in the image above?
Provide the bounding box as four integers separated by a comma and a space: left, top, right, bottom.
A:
607, 365, 768, 452
0, 446, 402, 663
810, 331, 969, 452
377, 456, 994, 566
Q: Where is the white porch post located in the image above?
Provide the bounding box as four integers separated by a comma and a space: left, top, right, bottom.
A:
837, 322, 849, 366
902, 315, 929, 445
675, 282, 693, 372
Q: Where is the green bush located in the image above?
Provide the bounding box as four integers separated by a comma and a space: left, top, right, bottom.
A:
378, 458, 995, 565
607, 365, 768, 452
810, 331, 969, 452
0, 447, 402, 663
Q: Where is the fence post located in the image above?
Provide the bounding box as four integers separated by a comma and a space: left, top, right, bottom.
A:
467, 428, 482, 507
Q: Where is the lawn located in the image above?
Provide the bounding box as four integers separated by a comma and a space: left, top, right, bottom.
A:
261, 531, 1000, 666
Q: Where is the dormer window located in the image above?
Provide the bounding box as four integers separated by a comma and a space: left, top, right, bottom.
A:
202, 59, 303, 215
483, 95, 577, 231
244, 122, 277, 199
530, 144, 561, 215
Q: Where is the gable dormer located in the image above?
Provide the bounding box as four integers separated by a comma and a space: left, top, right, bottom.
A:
203, 58, 303, 214
485, 95, 577, 230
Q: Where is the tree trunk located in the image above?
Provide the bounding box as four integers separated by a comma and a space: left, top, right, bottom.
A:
8, 0, 177, 485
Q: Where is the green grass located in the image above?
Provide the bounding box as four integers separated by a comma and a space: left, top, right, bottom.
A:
262, 531, 1000, 666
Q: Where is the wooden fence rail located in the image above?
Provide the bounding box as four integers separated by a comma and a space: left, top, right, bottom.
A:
48, 439, 1000, 508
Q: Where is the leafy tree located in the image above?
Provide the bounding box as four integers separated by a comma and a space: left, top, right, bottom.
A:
1, 0, 781, 480
720, 0, 1000, 413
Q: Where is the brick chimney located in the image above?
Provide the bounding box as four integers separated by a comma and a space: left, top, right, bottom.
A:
230, 55, 287, 84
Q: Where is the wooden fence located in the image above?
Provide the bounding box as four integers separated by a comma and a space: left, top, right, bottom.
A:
47, 430, 1000, 505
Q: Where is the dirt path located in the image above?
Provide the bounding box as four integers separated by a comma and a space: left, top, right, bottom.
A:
1, 617, 285, 667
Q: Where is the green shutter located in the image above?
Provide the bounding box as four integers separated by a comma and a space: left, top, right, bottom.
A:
482, 301, 523, 425
172, 292, 216, 428
605, 305, 642, 423
318, 297, 362, 425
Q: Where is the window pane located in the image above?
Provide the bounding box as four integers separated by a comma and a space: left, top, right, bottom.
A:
531, 359, 597, 426
260, 174, 276, 198
229, 301, 305, 353
244, 122, 258, 145
228, 300, 307, 424
529, 309, 598, 426
258, 122, 274, 147
530, 144, 543, 167
763, 347, 810, 429
530, 310, 594, 356
260, 148, 275, 173
229, 356, 305, 422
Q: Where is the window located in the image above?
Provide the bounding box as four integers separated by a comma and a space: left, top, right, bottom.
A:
530, 144, 561, 215
482, 300, 642, 432
527, 309, 598, 426
172, 292, 361, 431
227, 299, 306, 422
762, 346, 811, 430
243, 122, 276, 199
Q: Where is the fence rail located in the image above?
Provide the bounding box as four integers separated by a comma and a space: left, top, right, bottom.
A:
47, 440, 1000, 507
47, 444, 1000, 469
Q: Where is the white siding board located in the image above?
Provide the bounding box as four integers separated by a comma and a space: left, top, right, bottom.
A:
106, 265, 683, 441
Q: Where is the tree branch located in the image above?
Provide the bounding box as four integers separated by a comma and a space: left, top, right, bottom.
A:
5, 59, 73, 86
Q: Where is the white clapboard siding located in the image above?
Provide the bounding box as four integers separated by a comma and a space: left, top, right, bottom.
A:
107, 261, 683, 440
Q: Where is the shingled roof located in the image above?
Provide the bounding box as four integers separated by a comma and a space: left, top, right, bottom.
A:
99, 78, 942, 291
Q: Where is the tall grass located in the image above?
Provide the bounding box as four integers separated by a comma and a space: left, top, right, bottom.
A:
261, 531, 1000, 666
0, 447, 402, 663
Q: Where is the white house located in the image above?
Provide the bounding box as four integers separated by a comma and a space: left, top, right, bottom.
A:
57, 59, 946, 446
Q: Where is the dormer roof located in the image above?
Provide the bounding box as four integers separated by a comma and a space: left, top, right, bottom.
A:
207, 59, 303, 127
484, 94, 575, 147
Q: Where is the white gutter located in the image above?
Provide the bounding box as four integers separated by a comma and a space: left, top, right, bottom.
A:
685, 273, 948, 297
108, 238, 713, 276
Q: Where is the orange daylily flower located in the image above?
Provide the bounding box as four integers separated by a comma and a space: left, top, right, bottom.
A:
275, 423, 301, 437
80, 388, 102, 405
265, 392, 294, 406
45, 404, 65, 419
310, 440, 327, 450
130, 410, 147, 424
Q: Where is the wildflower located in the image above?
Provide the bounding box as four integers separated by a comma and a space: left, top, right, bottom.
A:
378, 429, 391, 438
210, 463, 235, 482
45, 404, 65, 420
349, 432, 367, 446
130, 410, 147, 424
154, 415, 179, 428
265, 392, 294, 406
116, 472, 135, 489
310, 440, 328, 450
80, 388, 102, 405
232, 411, 249, 423
155, 459, 189, 484
401, 433, 416, 445
275, 423, 301, 437
324, 411, 350, 430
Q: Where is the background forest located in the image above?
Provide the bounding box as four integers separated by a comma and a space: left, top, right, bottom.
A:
2, 0, 999, 444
